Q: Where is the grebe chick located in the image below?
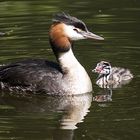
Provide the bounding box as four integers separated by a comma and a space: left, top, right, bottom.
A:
0, 13, 104, 95
92, 61, 133, 88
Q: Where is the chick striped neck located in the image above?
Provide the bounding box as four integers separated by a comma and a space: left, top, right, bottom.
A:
97, 70, 111, 81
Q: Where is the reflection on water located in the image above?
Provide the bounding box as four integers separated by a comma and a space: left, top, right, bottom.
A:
0, 0, 140, 139
93, 89, 112, 103
0, 93, 92, 139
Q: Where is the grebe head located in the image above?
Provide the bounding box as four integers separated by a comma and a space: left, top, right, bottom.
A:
49, 13, 104, 55
92, 61, 111, 75
51, 12, 104, 41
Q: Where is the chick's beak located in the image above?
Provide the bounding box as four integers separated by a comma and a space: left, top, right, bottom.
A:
92, 67, 103, 73
82, 31, 104, 40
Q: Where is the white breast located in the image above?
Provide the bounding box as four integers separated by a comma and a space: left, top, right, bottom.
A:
58, 48, 92, 94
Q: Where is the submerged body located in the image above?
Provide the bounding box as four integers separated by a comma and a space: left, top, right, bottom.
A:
0, 13, 104, 95
92, 61, 133, 88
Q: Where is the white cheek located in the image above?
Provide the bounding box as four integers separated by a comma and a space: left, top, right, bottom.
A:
101, 69, 108, 74
64, 25, 85, 40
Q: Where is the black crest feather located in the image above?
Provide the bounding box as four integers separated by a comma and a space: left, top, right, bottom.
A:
53, 12, 88, 32
103, 61, 111, 67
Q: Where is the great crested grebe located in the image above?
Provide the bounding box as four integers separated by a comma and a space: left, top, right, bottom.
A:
0, 13, 104, 95
92, 61, 133, 88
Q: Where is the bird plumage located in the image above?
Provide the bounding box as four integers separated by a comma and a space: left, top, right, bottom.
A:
92, 61, 133, 88
0, 13, 104, 95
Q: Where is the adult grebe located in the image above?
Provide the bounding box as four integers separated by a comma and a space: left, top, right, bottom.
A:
0, 13, 104, 95
92, 61, 133, 88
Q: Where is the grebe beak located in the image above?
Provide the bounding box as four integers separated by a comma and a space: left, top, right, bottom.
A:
82, 31, 104, 40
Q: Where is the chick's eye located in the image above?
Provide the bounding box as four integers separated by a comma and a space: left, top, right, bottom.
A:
73, 28, 79, 32
103, 65, 107, 68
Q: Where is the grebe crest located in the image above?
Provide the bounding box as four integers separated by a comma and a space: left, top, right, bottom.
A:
50, 13, 104, 56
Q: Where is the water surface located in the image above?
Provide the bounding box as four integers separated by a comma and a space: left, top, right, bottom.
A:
0, 0, 140, 139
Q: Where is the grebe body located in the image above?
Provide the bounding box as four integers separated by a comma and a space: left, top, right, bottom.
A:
0, 13, 104, 95
92, 61, 133, 88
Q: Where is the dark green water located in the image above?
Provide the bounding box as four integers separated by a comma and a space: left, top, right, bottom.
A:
0, 0, 140, 139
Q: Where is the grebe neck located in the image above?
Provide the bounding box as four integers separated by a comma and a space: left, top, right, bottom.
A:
58, 48, 82, 73
58, 47, 92, 93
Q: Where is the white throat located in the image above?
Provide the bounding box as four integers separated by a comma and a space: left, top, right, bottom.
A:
58, 48, 92, 94
58, 48, 81, 70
